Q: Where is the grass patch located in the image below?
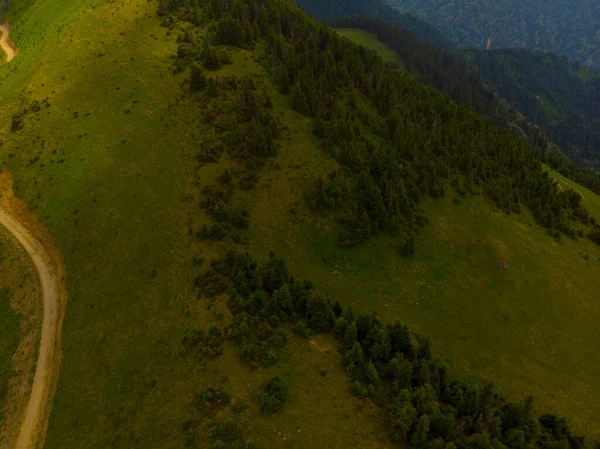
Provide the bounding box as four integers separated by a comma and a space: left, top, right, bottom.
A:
335, 28, 405, 70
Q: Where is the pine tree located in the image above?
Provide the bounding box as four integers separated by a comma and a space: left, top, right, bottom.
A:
205, 78, 219, 97
291, 84, 310, 115
389, 391, 417, 443
190, 63, 207, 91
344, 321, 358, 344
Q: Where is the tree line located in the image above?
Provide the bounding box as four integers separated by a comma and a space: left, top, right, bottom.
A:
190, 249, 599, 449
308, 9, 600, 213
293, 0, 455, 50
321, 15, 562, 162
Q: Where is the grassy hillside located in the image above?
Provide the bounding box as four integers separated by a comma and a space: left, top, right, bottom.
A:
335, 28, 404, 69
247, 181, 600, 436
0, 1, 392, 447
0, 0, 599, 447
0, 227, 41, 438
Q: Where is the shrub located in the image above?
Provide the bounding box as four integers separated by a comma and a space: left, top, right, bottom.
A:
209, 223, 227, 240
190, 63, 207, 91
10, 112, 25, 132
182, 327, 224, 358
233, 400, 247, 413
350, 380, 367, 399
196, 387, 231, 413
259, 376, 288, 413
587, 226, 600, 245
261, 349, 278, 367
210, 419, 241, 443
238, 173, 259, 190
294, 321, 310, 338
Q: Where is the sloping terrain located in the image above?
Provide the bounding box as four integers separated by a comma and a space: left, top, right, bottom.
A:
2, 1, 393, 447
0, 0, 600, 447
385, 0, 600, 71
293, 0, 454, 49
335, 28, 404, 68
547, 167, 600, 223
0, 224, 40, 448
298, 3, 600, 175
323, 15, 565, 169
463, 49, 600, 168
0, 169, 66, 449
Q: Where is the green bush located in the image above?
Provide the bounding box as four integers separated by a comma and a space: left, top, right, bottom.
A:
350, 380, 367, 399
259, 376, 288, 413
196, 387, 231, 413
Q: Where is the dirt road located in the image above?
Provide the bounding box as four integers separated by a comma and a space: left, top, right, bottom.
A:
0, 23, 16, 62
0, 188, 62, 449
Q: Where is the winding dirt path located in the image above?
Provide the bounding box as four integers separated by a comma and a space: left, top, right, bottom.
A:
0, 171, 65, 449
0, 22, 17, 62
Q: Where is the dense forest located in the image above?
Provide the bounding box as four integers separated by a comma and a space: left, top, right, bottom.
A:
385, 0, 600, 71
323, 16, 560, 161
321, 15, 600, 192
463, 49, 600, 168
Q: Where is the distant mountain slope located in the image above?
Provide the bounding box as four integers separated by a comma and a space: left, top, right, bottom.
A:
319, 9, 600, 177
326, 16, 559, 161
463, 49, 600, 168
293, 0, 455, 49
386, 0, 600, 71
2, 0, 600, 445
295, 1, 598, 167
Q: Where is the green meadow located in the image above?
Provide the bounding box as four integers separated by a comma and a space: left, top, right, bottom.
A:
0, 0, 599, 447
